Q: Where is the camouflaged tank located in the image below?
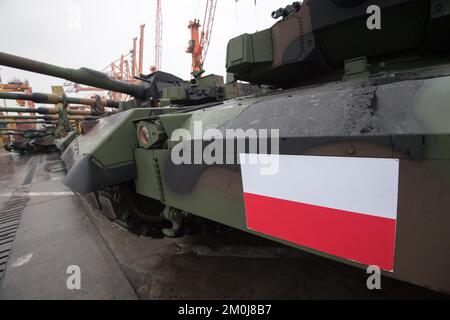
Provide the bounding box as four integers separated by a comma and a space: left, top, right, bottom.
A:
0, 91, 132, 153
1, 0, 450, 293
1, 127, 58, 154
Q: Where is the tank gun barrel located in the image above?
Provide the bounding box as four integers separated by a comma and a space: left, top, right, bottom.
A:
0, 131, 49, 138
0, 131, 23, 136
0, 51, 147, 99
0, 114, 99, 121
0, 106, 106, 116
0, 127, 49, 133
0, 91, 120, 109
0, 107, 57, 114
1, 120, 76, 125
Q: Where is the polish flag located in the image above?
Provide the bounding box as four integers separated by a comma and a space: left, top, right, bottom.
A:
240, 154, 399, 271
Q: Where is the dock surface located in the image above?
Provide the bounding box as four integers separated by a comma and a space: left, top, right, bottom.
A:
0, 151, 136, 299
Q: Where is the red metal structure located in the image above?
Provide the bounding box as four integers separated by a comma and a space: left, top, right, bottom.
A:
186, 0, 218, 78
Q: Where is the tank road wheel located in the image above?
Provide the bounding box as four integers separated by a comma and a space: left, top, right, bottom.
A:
97, 183, 168, 237
96, 183, 228, 238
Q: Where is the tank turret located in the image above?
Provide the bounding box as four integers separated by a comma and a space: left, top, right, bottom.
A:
0, 52, 261, 109
0, 52, 228, 107
226, 0, 450, 87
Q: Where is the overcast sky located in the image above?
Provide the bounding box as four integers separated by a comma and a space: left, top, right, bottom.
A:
0, 0, 289, 101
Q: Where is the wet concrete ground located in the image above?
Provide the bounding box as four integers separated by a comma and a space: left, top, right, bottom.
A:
0, 150, 448, 299
0, 151, 136, 299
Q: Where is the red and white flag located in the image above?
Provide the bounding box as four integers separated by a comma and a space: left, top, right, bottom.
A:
240, 154, 399, 271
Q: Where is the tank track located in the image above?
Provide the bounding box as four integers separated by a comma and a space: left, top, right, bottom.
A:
96, 182, 227, 238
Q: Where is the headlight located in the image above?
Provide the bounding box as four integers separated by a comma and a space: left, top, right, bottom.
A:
136, 121, 167, 149
138, 125, 150, 146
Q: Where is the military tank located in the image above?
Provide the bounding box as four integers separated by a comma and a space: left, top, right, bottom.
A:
0, 108, 96, 155
0, 91, 120, 113
0, 119, 75, 150
0, 91, 118, 154
0, 92, 119, 136
1, 0, 450, 293
1, 127, 58, 154
0, 52, 260, 110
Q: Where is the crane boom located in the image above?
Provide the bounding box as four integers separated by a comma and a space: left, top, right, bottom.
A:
200, 0, 217, 69
151, 0, 163, 73
187, 0, 218, 78
139, 24, 145, 75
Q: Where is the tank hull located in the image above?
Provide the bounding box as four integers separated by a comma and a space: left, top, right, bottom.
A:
61, 61, 450, 293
